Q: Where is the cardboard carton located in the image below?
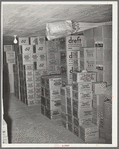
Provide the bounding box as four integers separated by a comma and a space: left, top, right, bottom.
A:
92, 82, 107, 94
73, 71, 97, 83
30, 37, 39, 45
73, 90, 92, 100
4, 45, 14, 52
18, 37, 29, 45
72, 82, 92, 92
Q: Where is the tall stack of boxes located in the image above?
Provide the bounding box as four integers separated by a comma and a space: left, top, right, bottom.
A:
60, 87, 68, 128
4, 45, 15, 93
66, 85, 73, 132
13, 36, 48, 106
72, 71, 97, 137
41, 75, 62, 119
84, 25, 112, 85
60, 35, 84, 86
92, 82, 107, 127
46, 39, 61, 75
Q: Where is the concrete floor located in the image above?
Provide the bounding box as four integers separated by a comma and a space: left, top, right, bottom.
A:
7, 93, 105, 144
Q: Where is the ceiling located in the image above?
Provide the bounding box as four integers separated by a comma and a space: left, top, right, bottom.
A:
2, 3, 112, 37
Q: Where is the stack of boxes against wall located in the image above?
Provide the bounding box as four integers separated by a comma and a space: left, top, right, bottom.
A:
41, 75, 62, 119
3, 45, 15, 93
14, 36, 48, 106
60, 25, 112, 142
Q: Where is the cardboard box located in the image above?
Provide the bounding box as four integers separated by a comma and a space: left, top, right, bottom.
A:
26, 81, 34, 88
45, 75, 62, 89
35, 98, 41, 105
4, 45, 14, 52
20, 45, 33, 54
37, 61, 46, 70
84, 60, 96, 71
66, 35, 82, 51
18, 37, 29, 45
35, 44, 46, 53
6, 51, 15, 64
22, 53, 32, 65
25, 64, 34, 70
26, 87, 34, 94
84, 48, 96, 60
46, 98, 61, 110
92, 116, 103, 127
45, 88, 61, 100
73, 107, 92, 118
80, 122, 99, 142
26, 75, 34, 82
46, 109, 61, 120
27, 99, 35, 106
30, 37, 39, 45
92, 82, 107, 94
72, 82, 92, 92
73, 125, 80, 137
92, 107, 103, 119
73, 90, 92, 100
73, 71, 97, 83
73, 99, 92, 109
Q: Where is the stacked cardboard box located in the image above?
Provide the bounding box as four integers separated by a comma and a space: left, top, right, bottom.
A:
99, 100, 112, 143
83, 25, 112, 85
4, 45, 15, 93
60, 87, 68, 129
72, 71, 97, 137
60, 35, 84, 86
66, 85, 73, 132
80, 122, 99, 142
92, 82, 107, 127
46, 39, 61, 75
13, 36, 47, 106
2, 119, 8, 144
41, 75, 62, 119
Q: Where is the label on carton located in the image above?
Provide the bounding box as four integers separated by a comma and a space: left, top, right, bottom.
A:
26, 70, 33, 76
19, 37, 29, 45
25, 64, 33, 70
66, 35, 82, 51
73, 82, 92, 92
38, 36, 45, 44
26, 76, 34, 82
23, 53, 32, 64
21, 45, 33, 54
73, 72, 96, 83
32, 53, 39, 62
37, 61, 46, 69
26, 82, 34, 88
39, 53, 46, 61
36, 44, 46, 53
30, 37, 38, 45
48, 59, 59, 65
